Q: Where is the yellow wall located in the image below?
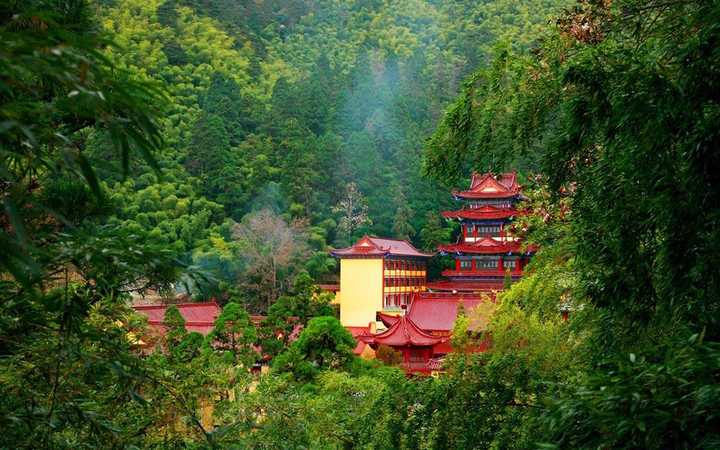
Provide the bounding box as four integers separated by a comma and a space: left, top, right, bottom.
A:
339, 258, 384, 327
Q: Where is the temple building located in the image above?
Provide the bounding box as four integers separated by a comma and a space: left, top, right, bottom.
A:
330, 236, 433, 328
430, 171, 536, 292
361, 292, 493, 374
332, 172, 535, 374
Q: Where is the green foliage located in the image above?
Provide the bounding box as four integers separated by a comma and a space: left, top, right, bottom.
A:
424, 0, 720, 448
419, 211, 451, 251
303, 371, 399, 448
90, 0, 568, 264
208, 301, 258, 366
536, 337, 720, 449
258, 273, 334, 357
273, 316, 356, 381
0, 291, 149, 448
450, 308, 471, 353
163, 305, 187, 349
109, 177, 225, 256
0, 0, 165, 283
393, 200, 416, 241
5, 0, 660, 448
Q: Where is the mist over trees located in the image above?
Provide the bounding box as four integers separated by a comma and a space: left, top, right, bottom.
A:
84, 0, 569, 305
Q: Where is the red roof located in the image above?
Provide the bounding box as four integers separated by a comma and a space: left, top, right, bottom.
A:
345, 325, 371, 355
346, 326, 371, 338
377, 311, 400, 328
426, 280, 504, 292
331, 236, 433, 258
133, 301, 221, 335
438, 237, 533, 255
359, 315, 444, 347
453, 172, 521, 199
441, 205, 521, 220
406, 293, 488, 332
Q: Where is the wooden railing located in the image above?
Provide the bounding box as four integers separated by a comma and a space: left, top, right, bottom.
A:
442, 269, 522, 277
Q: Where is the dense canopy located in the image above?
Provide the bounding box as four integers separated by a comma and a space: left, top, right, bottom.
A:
1, 0, 719, 448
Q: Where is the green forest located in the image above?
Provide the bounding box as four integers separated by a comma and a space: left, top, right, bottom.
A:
1, 0, 719, 448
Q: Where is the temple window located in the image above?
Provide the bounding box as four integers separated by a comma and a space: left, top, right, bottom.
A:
475, 257, 498, 269
477, 225, 501, 235
409, 349, 424, 363
503, 260, 517, 269
472, 199, 512, 208
460, 260, 472, 270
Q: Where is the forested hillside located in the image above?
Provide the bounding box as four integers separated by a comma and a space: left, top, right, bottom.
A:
3, 0, 719, 448
85, 0, 567, 306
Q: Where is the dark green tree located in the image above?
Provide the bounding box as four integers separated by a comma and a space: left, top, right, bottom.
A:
163, 305, 187, 351
392, 196, 416, 241
185, 113, 230, 179
208, 301, 258, 366
272, 316, 355, 381
419, 211, 450, 251
424, 1, 720, 447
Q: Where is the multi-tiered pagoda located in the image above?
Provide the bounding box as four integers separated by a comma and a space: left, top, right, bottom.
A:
428, 171, 536, 293
334, 172, 536, 374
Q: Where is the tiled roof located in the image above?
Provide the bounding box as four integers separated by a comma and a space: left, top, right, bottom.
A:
441, 205, 520, 220
438, 237, 535, 255
346, 326, 371, 337
359, 315, 444, 347
133, 302, 305, 359
331, 235, 433, 258
377, 311, 401, 328
454, 172, 521, 199
406, 293, 491, 332
345, 325, 371, 355
133, 301, 221, 335
426, 280, 504, 292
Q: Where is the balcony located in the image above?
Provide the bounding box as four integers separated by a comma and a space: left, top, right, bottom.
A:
442, 268, 522, 277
